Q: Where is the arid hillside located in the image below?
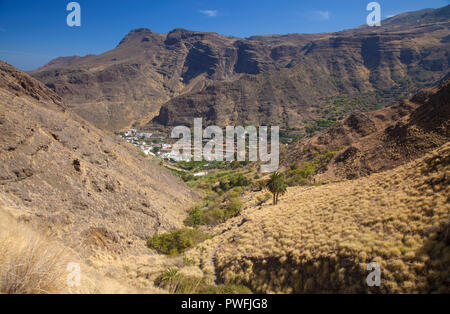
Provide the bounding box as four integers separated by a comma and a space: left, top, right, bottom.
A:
30, 6, 450, 131
0, 208, 150, 293
0, 61, 198, 258
283, 77, 450, 182
186, 142, 450, 293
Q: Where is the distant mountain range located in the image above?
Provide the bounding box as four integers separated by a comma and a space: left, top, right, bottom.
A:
31, 5, 449, 132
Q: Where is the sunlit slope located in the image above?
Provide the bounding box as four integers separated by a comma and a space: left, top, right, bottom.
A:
0, 60, 198, 256
187, 143, 450, 293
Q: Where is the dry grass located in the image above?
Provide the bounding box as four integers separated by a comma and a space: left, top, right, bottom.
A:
0, 209, 148, 294
186, 142, 450, 293
0, 211, 70, 294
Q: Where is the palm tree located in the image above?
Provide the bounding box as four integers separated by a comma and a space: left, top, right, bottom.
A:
267, 172, 287, 205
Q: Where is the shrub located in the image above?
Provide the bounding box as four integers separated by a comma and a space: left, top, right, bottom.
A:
217, 173, 250, 192
184, 208, 207, 227
147, 228, 210, 256
256, 193, 272, 205
181, 173, 194, 182
156, 268, 204, 294
298, 162, 316, 179
231, 174, 250, 187
232, 187, 244, 194
231, 161, 242, 169
218, 179, 230, 191
287, 162, 316, 186
254, 180, 267, 191
206, 208, 226, 225
198, 283, 252, 294
156, 267, 252, 294
227, 198, 243, 217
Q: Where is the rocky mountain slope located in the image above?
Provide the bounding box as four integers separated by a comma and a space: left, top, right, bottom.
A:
0, 61, 198, 258
31, 6, 450, 131
283, 77, 450, 182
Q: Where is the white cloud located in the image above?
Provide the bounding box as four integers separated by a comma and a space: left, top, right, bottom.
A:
310, 10, 331, 21
199, 10, 218, 18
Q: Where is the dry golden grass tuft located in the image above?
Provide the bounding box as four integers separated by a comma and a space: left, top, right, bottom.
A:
186, 142, 450, 293
0, 209, 154, 294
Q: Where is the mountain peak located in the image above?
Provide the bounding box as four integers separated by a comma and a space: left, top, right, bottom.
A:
0, 60, 63, 108
117, 28, 162, 47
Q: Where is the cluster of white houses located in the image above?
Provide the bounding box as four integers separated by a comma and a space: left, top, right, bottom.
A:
120, 126, 277, 168
120, 129, 178, 159
120, 129, 236, 163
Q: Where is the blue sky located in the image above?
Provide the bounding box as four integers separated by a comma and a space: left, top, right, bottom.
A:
0, 0, 448, 70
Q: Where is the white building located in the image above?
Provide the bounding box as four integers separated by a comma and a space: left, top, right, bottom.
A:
125, 129, 137, 137
137, 132, 153, 139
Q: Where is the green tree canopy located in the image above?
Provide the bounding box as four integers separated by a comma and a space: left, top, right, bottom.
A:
267, 172, 287, 205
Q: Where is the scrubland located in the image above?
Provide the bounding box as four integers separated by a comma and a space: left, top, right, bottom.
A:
3, 140, 448, 293
0, 208, 154, 294
0, 210, 70, 293
185, 143, 450, 293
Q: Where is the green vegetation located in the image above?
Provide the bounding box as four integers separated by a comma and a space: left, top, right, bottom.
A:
177, 159, 226, 171
256, 192, 272, 205
197, 284, 252, 294
267, 172, 287, 205
286, 162, 316, 186
156, 267, 251, 294
184, 207, 207, 226
216, 173, 250, 191
303, 93, 388, 137
312, 148, 337, 170
280, 130, 303, 144
147, 228, 210, 256
285, 148, 337, 186
305, 119, 336, 135
175, 160, 257, 226
185, 193, 244, 226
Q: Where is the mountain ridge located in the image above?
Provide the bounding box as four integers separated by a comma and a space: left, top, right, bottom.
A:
30, 6, 450, 132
